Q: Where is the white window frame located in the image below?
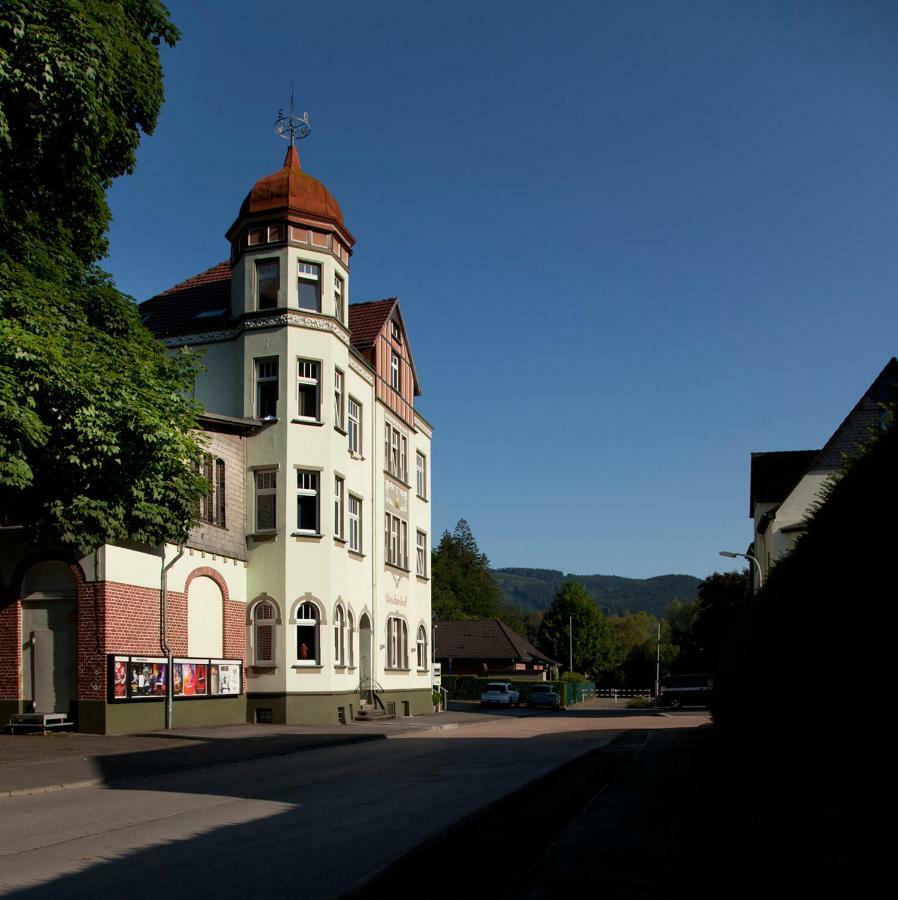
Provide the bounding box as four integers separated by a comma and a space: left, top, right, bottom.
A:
295, 600, 320, 665
416, 530, 427, 577
334, 272, 344, 321
334, 603, 346, 667
348, 397, 361, 455
334, 475, 344, 539
390, 351, 401, 392
256, 258, 280, 310
416, 625, 427, 670
387, 617, 408, 670
385, 512, 408, 569
348, 495, 362, 553
416, 452, 426, 499
255, 469, 277, 532
348, 610, 355, 667
296, 469, 320, 534
255, 357, 279, 420
334, 368, 344, 430
252, 600, 277, 666
297, 260, 321, 312
296, 359, 321, 422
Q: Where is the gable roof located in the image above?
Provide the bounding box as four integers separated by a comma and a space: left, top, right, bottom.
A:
139, 261, 232, 337
811, 357, 898, 470
347, 298, 396, 350
749, 450, 820, 516
434, 619, 561, 666
749, 358, 898, 518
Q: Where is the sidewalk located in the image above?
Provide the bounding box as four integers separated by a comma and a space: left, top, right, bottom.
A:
0, 709, 500, 799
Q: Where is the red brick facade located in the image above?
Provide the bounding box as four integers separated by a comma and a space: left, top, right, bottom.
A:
1, 565, 245, 704
0, 596, 21, 700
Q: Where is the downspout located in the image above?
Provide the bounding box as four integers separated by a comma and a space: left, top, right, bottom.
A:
370, 400, 378, 703
160, 544, 184, 730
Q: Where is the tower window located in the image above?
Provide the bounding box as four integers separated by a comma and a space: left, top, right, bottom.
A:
298, 261, 321, 312
255, 358, 279, 419
334, 273, 344, 322
256, 260, 280, 310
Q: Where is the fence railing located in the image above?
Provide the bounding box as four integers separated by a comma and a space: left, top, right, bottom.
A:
441, 676, 596, 707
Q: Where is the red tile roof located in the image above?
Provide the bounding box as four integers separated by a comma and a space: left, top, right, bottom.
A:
140, 261, 232, 336
434, 619, 561, 665
140, 262, 397, 355
347, 298, 396, 350
239, 145, 345, 227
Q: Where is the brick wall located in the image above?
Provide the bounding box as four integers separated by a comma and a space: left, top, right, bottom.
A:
1, 571, 246, 703
0, 597, 21, 699
189, 430, 247, 560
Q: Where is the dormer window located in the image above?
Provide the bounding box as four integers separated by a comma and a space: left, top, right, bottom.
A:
256, 260, 280, 310
298, 261, 321, 312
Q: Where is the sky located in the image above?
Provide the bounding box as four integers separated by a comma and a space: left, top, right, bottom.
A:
105, 0, 898, 579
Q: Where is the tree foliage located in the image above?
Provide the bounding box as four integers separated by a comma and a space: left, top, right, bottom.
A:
712, 400, 898, 892
538, 581, 617, 679
431, 519, 503, 621
609, 611, 678, 687
0, 1, 207, 554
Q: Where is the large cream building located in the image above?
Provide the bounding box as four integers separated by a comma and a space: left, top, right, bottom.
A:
0, 143, 434, 731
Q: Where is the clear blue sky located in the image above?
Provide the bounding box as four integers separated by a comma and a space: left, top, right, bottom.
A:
105, 0, 898, 579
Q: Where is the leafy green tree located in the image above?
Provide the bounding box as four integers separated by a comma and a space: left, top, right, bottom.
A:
0, 1, 208, 553
538, 581, 618, 679
610, 611, 678, 686
431, 519, 502, 620
692, 571, 752, 672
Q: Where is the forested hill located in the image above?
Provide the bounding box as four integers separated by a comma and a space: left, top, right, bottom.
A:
491, 568, 701, 618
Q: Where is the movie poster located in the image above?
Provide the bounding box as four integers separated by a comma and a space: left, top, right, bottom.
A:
129, 660, 167, 698
195, 664, 207, 695
113, 658, 128, 699
216, 664, 240, 696
209, 665, 220, 696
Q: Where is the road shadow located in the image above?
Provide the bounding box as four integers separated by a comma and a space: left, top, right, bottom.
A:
3, 724, 717, 898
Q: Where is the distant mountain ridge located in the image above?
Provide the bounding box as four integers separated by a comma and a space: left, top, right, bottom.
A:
491, 568, 700, 618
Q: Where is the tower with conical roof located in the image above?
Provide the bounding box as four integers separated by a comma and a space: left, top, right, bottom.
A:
138, 124, 434, 726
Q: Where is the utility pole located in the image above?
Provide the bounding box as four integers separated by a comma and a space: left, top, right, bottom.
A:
654, 621, 661, 700
569, 615, 573, 674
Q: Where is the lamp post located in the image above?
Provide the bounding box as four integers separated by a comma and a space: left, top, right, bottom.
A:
719, 550, 763, 589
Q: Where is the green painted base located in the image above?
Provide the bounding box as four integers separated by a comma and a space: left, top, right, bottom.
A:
77, 698, 247, 734
0, 699, 24, 725
246, 689, 434, 725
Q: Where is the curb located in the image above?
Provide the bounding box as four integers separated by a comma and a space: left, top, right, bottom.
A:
0, 732, 383, 801
2, 777, 106, 800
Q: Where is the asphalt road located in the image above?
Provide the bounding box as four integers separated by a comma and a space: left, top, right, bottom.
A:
0, 710, 709, 898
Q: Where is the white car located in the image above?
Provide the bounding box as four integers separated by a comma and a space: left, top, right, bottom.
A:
479, 682, 520, 708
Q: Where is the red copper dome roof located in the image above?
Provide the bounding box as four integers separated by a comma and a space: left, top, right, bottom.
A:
239, 145, 344, 225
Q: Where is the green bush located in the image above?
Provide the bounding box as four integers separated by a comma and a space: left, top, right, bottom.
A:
627, 696, 653, 709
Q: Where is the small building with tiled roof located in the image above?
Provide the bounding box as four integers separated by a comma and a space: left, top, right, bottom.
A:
749, 358, 897, 587
434, 619, 561, 679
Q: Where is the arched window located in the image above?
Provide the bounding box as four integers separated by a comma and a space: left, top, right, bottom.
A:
334, 604, 345, 666
296, 601, 320, 665
387, 617, 408, 669
253, 601, 276, 666
416, 625, 427, 670
348, 610, 355, 668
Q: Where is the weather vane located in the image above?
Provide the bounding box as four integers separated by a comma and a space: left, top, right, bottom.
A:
274, 85, 311, 146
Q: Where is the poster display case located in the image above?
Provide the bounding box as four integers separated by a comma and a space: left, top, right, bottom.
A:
108, 655, 242, 702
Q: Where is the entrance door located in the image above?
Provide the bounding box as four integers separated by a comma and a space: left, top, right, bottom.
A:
359, 613, 372, 699
22, 599, 77, 715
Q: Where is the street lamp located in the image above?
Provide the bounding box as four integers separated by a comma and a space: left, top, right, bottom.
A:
719, 550, 763, 589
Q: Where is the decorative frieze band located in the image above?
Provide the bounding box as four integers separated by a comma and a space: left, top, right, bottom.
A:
162, 312, 351, 348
